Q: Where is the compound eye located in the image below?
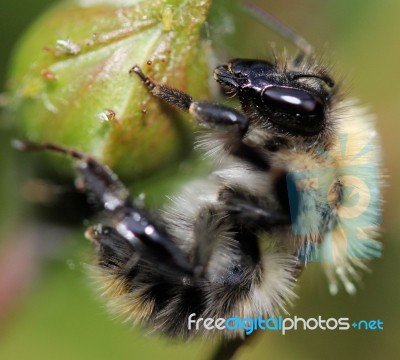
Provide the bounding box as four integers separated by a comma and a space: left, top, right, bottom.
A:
261, 86, 324, 116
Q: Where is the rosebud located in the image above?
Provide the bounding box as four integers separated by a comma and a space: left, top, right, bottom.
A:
6, 0, 212, 180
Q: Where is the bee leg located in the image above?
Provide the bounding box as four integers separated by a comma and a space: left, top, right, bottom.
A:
224, 199, 289, 227
130, 65, 193, 110
13, 140, 193, 277
218, 187, 289, 228
130, 66, 269, 169
85, 224, 139, 272
109, 203, 193, 277
191, 205, 229, 278
130, 65, 248, 133
86, 224, 176, 281
12, 139, 131, 207
188, 102, 270, 168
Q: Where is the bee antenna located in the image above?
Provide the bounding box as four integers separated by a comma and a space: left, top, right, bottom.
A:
241, 2, 313, 56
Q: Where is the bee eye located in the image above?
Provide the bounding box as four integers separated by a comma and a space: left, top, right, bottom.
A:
261, 86, 324, 117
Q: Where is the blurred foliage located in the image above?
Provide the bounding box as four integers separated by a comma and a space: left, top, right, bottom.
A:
1, 0, 400, 359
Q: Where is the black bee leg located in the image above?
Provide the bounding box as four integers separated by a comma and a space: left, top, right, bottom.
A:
86, 223, 191, 280
130, 65, 248, 132
191, 205, 229, 278
224, 199, 289, 227
130, 66, 269, 169
86, 224, 139, 272
110, 203, 193, 277
12, 139, 130, 208
219, 187, 289, 228
130, 65, 193, 111
13, 140, 192, 277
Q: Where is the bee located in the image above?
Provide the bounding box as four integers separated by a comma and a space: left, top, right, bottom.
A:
14, 8, 382, 342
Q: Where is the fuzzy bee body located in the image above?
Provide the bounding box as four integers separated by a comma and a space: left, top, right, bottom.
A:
16, 52, 382, 339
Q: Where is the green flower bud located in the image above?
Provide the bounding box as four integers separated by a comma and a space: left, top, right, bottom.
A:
6, 0, 212, 180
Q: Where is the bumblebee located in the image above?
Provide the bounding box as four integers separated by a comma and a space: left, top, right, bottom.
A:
15, 44, 382, 339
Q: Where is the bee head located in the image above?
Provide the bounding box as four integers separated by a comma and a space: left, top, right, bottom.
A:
214, 58, 335, 137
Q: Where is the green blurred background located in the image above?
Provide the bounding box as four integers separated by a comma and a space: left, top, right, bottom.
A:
0, 0, 399, 359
